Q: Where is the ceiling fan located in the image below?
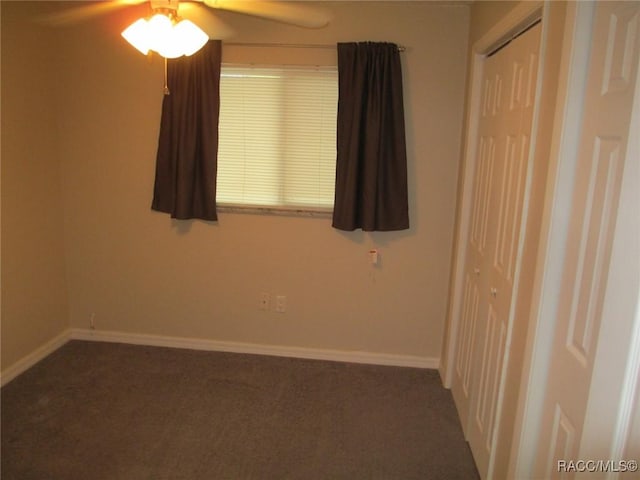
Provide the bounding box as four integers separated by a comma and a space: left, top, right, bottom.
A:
41, 0, 331, 58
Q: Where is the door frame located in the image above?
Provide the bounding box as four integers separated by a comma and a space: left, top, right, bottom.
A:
441, 0, 544, 389
508, 1, 640, 476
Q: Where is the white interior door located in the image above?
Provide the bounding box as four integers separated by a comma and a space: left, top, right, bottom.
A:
533, 2, 640, 477
451, 21, 542, 479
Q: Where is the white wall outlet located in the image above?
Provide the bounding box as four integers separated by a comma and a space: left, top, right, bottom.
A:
276, 295, 286, 313
259, 292, 271, 311
369, 249, 380, 265
90, 312, 96, 330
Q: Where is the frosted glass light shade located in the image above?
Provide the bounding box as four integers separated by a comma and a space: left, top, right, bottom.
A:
121, 18, 150, 55
121, 13, 209, 58
148, 14, 182, 58
174, 19, 209, 56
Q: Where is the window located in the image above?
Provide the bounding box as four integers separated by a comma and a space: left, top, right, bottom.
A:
216, 65, 338, 213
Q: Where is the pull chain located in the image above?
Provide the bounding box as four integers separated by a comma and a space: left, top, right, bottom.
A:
163, 57, 170, 95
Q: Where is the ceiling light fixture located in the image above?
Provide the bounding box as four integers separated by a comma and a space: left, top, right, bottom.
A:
121, 9, 208, 59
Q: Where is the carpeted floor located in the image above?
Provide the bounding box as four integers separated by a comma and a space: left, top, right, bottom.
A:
1, 341, 479, 479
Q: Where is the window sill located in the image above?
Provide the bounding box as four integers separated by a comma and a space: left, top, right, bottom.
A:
217, 204, 333, 218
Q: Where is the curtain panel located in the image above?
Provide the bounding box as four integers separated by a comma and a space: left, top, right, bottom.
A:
332, 42, 409, 232
151, 40, 221, 221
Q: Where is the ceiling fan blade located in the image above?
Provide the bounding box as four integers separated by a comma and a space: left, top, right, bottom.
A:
38, 0, 147, 26
178, 3, 235, 39
202, 0, 330, 29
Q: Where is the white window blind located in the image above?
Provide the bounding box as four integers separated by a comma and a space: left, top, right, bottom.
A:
217, 65, 338, 211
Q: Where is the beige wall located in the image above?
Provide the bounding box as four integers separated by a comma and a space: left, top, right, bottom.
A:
468, 0, 520, 45
1, 2, 70, 370
2, 1, 470, 367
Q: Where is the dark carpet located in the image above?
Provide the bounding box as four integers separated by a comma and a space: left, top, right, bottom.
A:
1, 341, 479, 479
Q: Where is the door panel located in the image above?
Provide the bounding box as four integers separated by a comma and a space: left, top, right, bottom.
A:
451, 63, 499, 435
534, 2, 640, 477
468, 23, 542, 478
451, 21, 542, 479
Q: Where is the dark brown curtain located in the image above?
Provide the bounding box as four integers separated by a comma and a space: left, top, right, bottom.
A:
151, 40, 221, 221
332, 42, 409, 232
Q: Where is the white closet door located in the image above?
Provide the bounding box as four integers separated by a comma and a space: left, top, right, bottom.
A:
450, 42, 500, 440
451, 21, 541, 479
533, 2, 640, 477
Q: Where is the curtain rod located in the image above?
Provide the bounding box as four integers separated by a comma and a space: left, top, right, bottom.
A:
223, 42, 406, 52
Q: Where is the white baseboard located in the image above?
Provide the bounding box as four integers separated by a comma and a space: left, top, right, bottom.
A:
70, 328, 439, 369
0, 328, 438, 385
1, 330, 71, 387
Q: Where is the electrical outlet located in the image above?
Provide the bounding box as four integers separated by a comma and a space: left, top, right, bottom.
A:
276, 295, 286, 313
90, 313, 96, 330
259, 292, 271, 311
